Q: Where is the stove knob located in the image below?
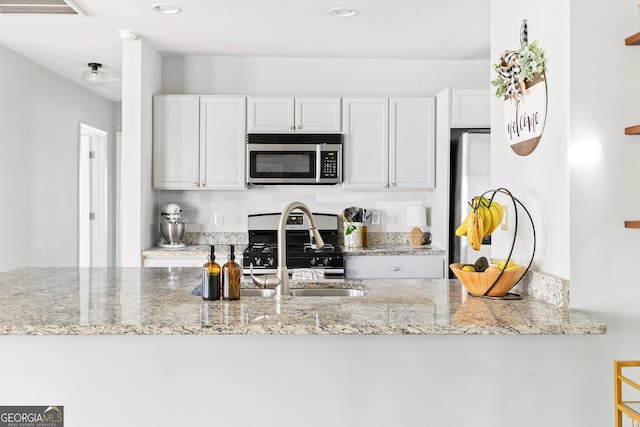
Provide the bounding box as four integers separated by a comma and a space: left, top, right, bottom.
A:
254, 258, 262, 266
267, 257, 275, 266
323, 257, 331, 266
310, 257, 318, 266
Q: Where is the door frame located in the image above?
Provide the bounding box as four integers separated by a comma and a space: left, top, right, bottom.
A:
78, 123, 109, 267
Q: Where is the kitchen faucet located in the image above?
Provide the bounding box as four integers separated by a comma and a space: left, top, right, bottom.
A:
249, 201, 325, 299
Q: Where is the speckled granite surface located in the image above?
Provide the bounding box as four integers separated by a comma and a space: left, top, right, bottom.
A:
177, 231, 416, 247
182, 232, 247, 246
0, 267, 605, 336
342, 245, 445, 256
144, 244, 444, 257
143, 245, 244, 257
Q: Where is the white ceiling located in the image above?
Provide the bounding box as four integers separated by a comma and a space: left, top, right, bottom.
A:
0, 0, 490, 101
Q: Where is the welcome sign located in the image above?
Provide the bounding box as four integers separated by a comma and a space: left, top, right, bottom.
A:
503, 72, 547, 156
492, 20, 548, 156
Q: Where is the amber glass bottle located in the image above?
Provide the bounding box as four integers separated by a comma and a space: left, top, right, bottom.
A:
202, 245, 221, 301
222, 244, 241, 300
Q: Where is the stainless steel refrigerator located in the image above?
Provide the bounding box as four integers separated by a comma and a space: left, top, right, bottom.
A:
449, 130, 491, 273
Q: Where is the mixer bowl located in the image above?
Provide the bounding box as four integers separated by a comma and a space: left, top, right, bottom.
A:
160, 222, 186, 244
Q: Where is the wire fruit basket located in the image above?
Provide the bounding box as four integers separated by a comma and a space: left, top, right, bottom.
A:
450, 188, 536, 300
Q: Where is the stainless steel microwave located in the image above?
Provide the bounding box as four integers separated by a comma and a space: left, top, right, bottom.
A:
246, 134, 342, 185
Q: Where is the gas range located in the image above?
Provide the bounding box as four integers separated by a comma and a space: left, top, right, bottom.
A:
242, 212, 344, 276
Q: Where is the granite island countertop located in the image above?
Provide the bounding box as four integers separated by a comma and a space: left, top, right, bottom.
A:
0, 267, 605, 336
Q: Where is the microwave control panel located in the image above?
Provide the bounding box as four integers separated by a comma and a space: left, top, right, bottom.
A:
320, 151, 339, 178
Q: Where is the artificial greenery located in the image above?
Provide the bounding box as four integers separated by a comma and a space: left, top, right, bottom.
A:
492, 39, 546, 99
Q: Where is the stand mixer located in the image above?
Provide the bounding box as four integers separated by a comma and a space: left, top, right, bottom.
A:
156, 203, 186, 248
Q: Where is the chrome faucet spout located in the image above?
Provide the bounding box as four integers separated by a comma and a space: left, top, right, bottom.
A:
276, 201, 324, 299
249, 201, 325, 299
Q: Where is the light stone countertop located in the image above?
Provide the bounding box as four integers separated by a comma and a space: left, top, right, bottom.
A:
142, 244, 246, 257
342, 245, 445, 256
142, 244, 445, 257
0, 267, 605, 336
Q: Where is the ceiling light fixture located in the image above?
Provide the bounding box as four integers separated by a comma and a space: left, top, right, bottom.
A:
328, 7, 358, 17
151, 4, 182, 14
81, 63, 108, 85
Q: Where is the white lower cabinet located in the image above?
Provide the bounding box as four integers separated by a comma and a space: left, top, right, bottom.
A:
345, 255, 445, 279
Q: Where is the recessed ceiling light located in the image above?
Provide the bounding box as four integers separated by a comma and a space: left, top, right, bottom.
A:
151, 4, 182, 14
328, 7, 358, 17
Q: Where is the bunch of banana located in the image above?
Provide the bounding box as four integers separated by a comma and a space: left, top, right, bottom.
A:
455, 196, 505, 251
490, 258, 524, 271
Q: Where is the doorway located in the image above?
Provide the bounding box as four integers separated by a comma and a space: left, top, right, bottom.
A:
78, 123, 109, 267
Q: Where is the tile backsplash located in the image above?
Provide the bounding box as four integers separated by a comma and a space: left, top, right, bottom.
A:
158, 186, 432, 233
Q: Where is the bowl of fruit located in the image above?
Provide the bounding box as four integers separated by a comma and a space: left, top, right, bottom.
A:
450, 257, 527, 298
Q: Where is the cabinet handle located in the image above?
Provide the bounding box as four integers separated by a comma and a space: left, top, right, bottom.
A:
290, 125, 295, 130
392, 267, 399, 271
200, 182, 206, 187
193, 182, 200, 187
296, 125, 302, 130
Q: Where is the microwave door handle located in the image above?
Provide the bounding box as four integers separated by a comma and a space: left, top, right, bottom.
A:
316, 145, 321, 183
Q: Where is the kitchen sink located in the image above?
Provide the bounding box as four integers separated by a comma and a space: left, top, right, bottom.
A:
289, 288, 365, 297
240, 288, 276, 298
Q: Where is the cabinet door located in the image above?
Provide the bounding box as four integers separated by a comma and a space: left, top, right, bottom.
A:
295, 97, 342, 132
200, 96, 247, 190
450, 89, 490, 128
153, 95, 200, 189
345, 255, 445, 279
389, 97, 436, 189
342, 98, 389, 189
247, 97, 295, 132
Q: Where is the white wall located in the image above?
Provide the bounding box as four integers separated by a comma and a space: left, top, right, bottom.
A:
162, 56, 489, 95
158, 56, 490, 237
0, 44, 115, 272
120, 39, 161, 266
489, 4, 571, 279
569, 0, 640, 381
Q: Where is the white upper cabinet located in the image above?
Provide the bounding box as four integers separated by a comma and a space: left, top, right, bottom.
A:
342, 98, 389, 189
153, 95, 246, 190
450, 89, 490, 128
295, 97, 342, 132
389, 97, 436, 190
247, 96, 341, 133
200, 96, 247, 190
342, 97, 436, 190
153, 95, 200, 189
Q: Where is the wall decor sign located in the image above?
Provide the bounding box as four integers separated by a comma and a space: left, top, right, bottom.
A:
492, 20, 548, 156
